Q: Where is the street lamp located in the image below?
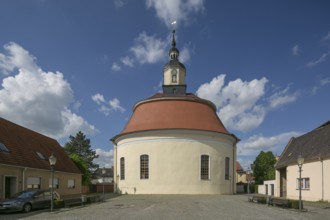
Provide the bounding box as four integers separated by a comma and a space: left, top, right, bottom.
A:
102, 167, 106, 197
49, 153, 57, 212
297, 153, 304, 211
246, 169, 251, 195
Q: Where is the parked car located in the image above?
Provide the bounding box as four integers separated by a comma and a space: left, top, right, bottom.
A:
0, 189, 59, 213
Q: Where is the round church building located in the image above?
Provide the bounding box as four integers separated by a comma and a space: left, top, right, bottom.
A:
112, 31, 239, 194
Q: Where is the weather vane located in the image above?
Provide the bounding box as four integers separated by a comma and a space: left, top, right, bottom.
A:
171, 20, 177, 31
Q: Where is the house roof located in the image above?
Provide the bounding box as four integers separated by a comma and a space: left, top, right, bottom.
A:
112, 93, 238, 142
0, 117, 81, 174
236, 161, 244, 172
93, 167, 114, 178
275, 120, 330, 169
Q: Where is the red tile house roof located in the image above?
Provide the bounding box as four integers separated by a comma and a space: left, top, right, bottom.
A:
116, 93, 232, 139
0, 117, 81, 174
236, 161, 244, 172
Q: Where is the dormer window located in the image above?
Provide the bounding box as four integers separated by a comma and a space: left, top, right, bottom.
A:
36, 151, 46, 160
0, 142, 9, 152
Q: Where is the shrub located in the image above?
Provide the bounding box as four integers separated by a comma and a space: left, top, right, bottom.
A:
288, 200, 302, 209
54, 200, 64, 208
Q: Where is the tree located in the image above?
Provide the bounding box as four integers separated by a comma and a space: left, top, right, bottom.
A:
251, 151, 276, 185
64, 131, 99, 185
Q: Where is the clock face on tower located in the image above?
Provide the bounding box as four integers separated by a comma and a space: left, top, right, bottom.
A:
171, 69, 177, 74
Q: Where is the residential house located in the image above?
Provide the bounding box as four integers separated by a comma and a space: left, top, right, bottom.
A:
0, 117, 82, 200
236, 162, 246, 193
275, 121, 330, 201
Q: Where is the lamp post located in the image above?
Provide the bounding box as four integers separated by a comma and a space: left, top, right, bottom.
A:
49, 153, 57, 212
102, 167, 106, 197
297, 153, 304, 211
246, 169, 251, 195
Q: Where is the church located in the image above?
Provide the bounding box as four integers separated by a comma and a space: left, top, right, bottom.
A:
112, 30, 238, 194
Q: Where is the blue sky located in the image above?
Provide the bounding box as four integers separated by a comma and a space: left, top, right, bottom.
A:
1, 0, 329, 169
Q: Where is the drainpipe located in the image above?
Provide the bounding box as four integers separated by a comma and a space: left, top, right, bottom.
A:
22, 167, 27, 191
320, 157, 324, 201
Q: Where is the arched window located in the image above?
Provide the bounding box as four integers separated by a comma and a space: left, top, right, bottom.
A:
120, 157, 125, 180
172, 73, 177, 83
140, 154, 149, 179
201, 155, 210, 180
225, 157, 230, 180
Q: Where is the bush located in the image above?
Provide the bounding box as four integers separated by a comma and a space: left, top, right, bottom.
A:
288, 200, 302, 209
257, 197, 267, 204
54, 200, 65, 208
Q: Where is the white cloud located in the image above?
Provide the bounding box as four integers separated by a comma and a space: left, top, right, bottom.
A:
237, 131, 302, 156
111, 62, 121, 71
145, 0, 205, 27
322, 31, 330, 41
307, 51, 330, 67
109, 98, 126, 113
91, 93, 106, 105
292, 44, 300, 56
320, 77, 330, 86
312, 77, 330, 94
121, 56, 134, 67
94, 148, 114, 168
197, 74, 268, 132
130, 32, 167, 64
92, 93, 126, 116
196, 74, 297, 132
0, 42, 96, 139
179, 46, 191, 63
268, 87, 298, 109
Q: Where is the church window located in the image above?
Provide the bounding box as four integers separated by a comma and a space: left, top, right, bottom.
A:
201, 155, 210, 180
172, 73, 177, 83
140, 154, 149, 179
120, 157, 125, 180
225, 157, 230, 180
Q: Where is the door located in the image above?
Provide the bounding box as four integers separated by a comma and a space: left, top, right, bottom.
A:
4, 176, 17, 199
279, 168, 287, 197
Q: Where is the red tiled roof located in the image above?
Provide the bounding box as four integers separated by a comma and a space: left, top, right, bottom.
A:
0, 117, 81, 174
236, 161, 244, 171
114, 93, 233, 140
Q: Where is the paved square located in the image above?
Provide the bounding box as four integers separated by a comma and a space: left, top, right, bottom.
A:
1, 195, 329, 220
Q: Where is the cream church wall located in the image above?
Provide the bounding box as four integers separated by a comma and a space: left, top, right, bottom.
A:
114, 130, 236, 194
285, 159, 330, 202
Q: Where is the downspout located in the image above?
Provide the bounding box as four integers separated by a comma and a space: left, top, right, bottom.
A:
320, 157, 324, 201
22, 167, 27, 191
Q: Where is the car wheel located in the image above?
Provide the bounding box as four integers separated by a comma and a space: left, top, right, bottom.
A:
23, 203, 32, 213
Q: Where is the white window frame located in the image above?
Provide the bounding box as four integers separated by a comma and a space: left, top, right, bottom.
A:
49, 178, 59, 189
27, 177, 41, 189
68, 179, 75, 189
296, 177, 310, 190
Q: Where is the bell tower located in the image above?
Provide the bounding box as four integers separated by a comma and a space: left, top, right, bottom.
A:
162, 30, 187, 95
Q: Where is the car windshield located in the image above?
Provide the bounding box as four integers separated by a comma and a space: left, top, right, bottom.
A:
12, 191, 36, 199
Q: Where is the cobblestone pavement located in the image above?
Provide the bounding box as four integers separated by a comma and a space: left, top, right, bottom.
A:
1, 194, 329, 220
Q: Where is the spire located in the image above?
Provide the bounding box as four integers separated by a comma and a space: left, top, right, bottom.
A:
172, 29, 176, 48
162, 25, 187, 95
169, 29, 179, 60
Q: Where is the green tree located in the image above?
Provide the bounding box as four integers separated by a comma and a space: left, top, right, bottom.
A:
69, 154, 91, 185
252, 151, 276, 184
64, 131, 99, 185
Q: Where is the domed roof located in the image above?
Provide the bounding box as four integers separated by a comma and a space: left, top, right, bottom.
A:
115, 93, 231, 139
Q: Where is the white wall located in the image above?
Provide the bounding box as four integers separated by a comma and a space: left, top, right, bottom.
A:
285, 159, 330, 201
258, 180, 276, 196
114, 129, 237, 194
